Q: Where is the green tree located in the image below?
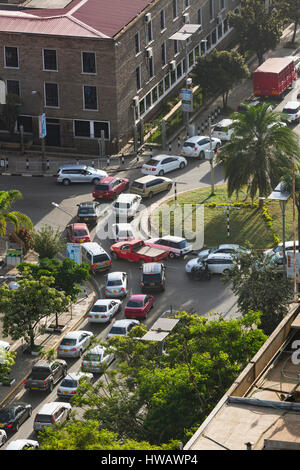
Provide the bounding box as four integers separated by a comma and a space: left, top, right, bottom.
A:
217, 103, 300, 203
1, 93, 23, 135
38, 419, 179, 450
228, 250, 293, 335
192, 49, 250, 108
73, 312, 267, 445
0, 190, 33, 237
227, 0, 283, 65
31, 224, 65, 259
276, 0, 300, 46
0, 274, 70, 349
0, 349, 16, 383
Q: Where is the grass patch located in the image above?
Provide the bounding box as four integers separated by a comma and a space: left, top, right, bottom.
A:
152, 185, 296, 249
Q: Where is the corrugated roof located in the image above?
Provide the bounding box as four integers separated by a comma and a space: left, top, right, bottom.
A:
0, 0, 153, 38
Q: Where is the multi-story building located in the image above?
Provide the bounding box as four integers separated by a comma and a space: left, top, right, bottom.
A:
0, 0, 240, 154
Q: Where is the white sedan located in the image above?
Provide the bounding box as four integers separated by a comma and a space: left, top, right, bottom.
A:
197, 244, 248, 260
0, 340, 10, 351
111, 223, 135, 242
105, 271, 128, 298
87, 299, 122, 323
141, 155, 187, 176
5, 439, 39, 450
57, 372, 93, 398
181, 136, 221, 158
57, 330, 94, 358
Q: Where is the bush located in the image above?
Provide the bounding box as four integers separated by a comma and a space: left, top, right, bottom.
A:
31, 225, 65, 259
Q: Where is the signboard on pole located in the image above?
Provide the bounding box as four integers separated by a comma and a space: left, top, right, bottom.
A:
286, 252, 300, 282
38, 113, 47, 139
181, 89, 193, 112
67, 243, 82, 265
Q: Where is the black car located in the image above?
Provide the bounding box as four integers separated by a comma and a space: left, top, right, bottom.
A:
0, 402, 32, 433
76, 201, 98, 225
140, 262, 166, 292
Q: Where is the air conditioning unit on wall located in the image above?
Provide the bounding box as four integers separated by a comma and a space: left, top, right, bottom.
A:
146, 47, 153, 58
183, 13, 190, 24
169, 60, 176, 71
145, 13, 152, 23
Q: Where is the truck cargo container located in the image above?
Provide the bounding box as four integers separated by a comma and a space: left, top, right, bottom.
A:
253, 57, 296, 99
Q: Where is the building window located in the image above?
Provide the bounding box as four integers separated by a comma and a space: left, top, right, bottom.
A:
83, 85, 98, 110
43, 49, 57, 71
4, 46, 18, 68
94, 121, 109, 139
212, 29, 217, 45
148, 56, 154, 79
183, 0, 189, 10
219, 0, 225, 10
172, 0, 178, 19
174, 40, 179, 55
146, 20, 153, 44
136, 65, 142, 90
161, 42, 167, 66
17, 115, 33, 133
45, 83, 59, 107
197, 8, 202, 29
209, 0, 214, 20
74, 120, 110, 139
160, 9, 166, 31
135, 32, 141, 54
6, 80, 20, 96
82, 52, 96, 74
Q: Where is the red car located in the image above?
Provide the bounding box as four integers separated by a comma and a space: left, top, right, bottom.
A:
124, 294, 154, 320
66, 223, 91, 243
92, 176, 129, 200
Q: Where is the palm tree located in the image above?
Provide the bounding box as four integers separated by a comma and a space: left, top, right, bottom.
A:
217, 102, 300, 203
0, 190, 33, 237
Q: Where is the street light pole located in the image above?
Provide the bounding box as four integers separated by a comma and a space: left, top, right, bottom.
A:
208, 117, 214, 195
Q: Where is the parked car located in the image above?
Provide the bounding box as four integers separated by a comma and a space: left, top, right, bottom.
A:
0, 402, 32, 433
141, 155, 187, 176
185, 257, 209, 275
5, 439, 39, 450
265, 240, 299, 256
282, 101, 300, 123
111, 223, 135, 242
146, 236, 193, 259
236, 99, 261, 113
92, 176, 129, 200
106, 319, 140, 339
81, 242, 112, 273
57, 330, 94, 358
130, 175, 173, 198
23, 359, 68, 393
34, 402, 71, 433
66, 223, 90, 243
124, 294, 154, 320
0, 340, 10, 351
76, 201, 99, 225
81, 345, 114, 374
104, 271, 128, 298
197, 244, 248, 260
205, 253, 238, 274
55, 164, 107, 186
57, 372, 93, 398
0, 430, 7, 447
140, 262, 166, 292
112, 194, 142, 219
110, 239, 168, 263
181, 136, 221, 158
87, 299, 121, 323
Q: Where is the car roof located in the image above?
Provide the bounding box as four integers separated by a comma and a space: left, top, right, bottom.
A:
107, 271, 126, 279
5, 440, 39, 450
112, 319, 140, 327
64, 372, 92, 381
116, 193, 140, 202
207, 253, 234, 260
81, 242, 108, 255
78, 201, 95, 207
37, 402, 72, 415
142, 262, 163, 273
128, 294, 147, 301
185, 136, 207, 142
158, 235, 186, 242
59, 164, 88, 171
214, 119, 234, 127
93, 299, 114, 305
284, 101, 300, 108
69, 223, 88, 230
218, 244, 241, 249
133, 175, 172, 183
86, 345, 106, 355
97, 176, 115, 184
63, 330, 91, 339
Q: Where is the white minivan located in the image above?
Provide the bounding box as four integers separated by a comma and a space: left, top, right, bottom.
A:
112, 194, 142, 219
34, 402, 72, 432
81, 242, 111, 272
205, 253, 238, 274
212, 119, 235, 141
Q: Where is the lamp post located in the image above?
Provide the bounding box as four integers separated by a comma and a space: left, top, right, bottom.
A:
51, 202, 73, 218
267, 182, 291, 266
31, 90, 46, 172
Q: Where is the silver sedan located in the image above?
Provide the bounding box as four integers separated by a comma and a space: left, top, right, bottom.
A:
104, 271, 128, 298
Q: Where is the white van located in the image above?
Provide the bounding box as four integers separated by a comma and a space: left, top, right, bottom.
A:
81, 242, 111, 272
112, 193, 142, 218
212, 119, 235, 141
282, 101, 300, 123
33, 402, 72, 432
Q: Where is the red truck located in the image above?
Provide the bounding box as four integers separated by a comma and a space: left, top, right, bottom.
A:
110, 239, 168, 263
252, 57, 297, 99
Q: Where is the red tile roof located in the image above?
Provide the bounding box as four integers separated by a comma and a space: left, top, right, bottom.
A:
0, 0, 153, 38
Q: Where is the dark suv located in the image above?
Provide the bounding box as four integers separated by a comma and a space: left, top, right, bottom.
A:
76, 201, 98, 225
140, 262, 166, 292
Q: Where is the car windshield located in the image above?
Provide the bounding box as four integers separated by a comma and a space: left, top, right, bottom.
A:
107, 280, 122, 286
95, 184, 109, 191
0, 410, 12, 421
61, 379, 77, 388
131, 181, 144, 188
114, 203, 130, 209
283, 108, 299, 114
176, 240, 187, 249
78, 207, 94, 214
37, 414, 52, 423
73, 230, 88, 237
143, 273, 161, 282
146, 159, 159, 166
60, 338, 76, 346
183, 142, 195, 148
91, 305, 107, 312
214, 126, 227, 132
86, 166, 96, 173
94, 254, 110, 263
127, 300, 143, 308
84, 353, 102, 362
109, 326, 126, 335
